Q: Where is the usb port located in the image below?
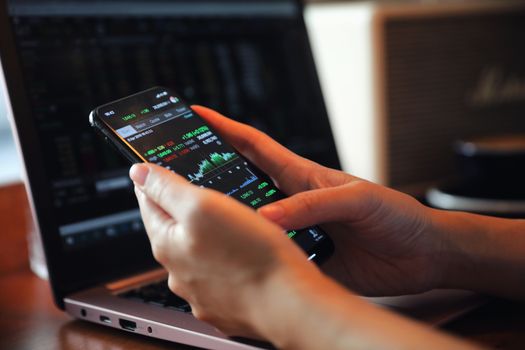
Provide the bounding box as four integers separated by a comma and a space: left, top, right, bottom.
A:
99, 315, 111, 324
119, 318, 137, 331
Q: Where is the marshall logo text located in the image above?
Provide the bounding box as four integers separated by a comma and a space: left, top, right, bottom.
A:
469, 67, 525, 108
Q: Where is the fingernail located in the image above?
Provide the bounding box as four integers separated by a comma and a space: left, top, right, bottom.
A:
130, 164, 150, 187
258, 204, 285, 222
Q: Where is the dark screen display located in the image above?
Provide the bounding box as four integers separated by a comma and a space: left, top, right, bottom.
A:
97, 87, 330, 257
7, 0, 339, 252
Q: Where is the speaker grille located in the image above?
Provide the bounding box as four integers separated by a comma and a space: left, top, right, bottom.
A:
384, 10, 525, 187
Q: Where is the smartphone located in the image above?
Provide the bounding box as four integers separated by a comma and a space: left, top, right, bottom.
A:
89, 87, 334, 265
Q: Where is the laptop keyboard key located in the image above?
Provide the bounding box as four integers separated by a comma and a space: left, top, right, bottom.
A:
119, 279, 192, 313
165, 293, 190, 308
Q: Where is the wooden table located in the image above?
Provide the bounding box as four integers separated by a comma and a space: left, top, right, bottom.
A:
1, 183, 525, 350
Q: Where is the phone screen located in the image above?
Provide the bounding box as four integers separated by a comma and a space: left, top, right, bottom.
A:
93, 87, 333, 262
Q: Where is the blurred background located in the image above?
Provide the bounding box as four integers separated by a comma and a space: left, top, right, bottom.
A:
1, 2, 524, 348
0, 82, 20, 184
1, 0, 525, 215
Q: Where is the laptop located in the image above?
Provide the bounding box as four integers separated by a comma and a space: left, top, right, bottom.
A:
0, 0, 483, 349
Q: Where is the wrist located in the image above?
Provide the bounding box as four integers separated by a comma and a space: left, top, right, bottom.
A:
242, 252, 329, 348
429, 209, 478, 290
244, 251, 481, 350
429, 208, 525, 298
241, 242, 484, 350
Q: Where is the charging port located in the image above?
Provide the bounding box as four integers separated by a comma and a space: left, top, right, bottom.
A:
99, 315, 111, 324
119, 318, 137, 331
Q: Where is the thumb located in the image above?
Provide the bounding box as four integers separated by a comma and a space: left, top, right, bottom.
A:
258, 182, 374, 229
130, 163, 198, 220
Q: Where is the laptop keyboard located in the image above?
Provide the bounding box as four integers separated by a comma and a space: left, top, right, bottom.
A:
119, 280, 192, 313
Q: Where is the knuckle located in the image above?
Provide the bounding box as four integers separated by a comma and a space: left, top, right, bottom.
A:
167, 275, 190, 301
152, 178, 172, 205
149, 226, 174, 264
236, 127, 268, 154
150, 239, 168, 263
167, 222, 200, 256
354, 179, 373, 190
179, 229, 202, 256
187, 191, 217, 221
192, 308, 215, 324
346, 180, 382, 218
349, 180, 376, 201
298, 192, 319, 214
167, 275, 180, 293
186, 237, 201, 255
144, 168, 176, 207
146, 214, 163, 235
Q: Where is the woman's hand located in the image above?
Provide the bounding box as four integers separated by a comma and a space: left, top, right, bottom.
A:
130, 163, 324, 338
129, 163, 482, 350
193, 105, 446, 296
128, 107, 494, 349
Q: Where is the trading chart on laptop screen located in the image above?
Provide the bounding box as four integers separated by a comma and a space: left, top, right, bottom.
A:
7, 0, 339, 250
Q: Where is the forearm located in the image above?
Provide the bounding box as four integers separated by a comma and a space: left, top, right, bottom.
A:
433, 209, 525, 300
247, 265, 481, 350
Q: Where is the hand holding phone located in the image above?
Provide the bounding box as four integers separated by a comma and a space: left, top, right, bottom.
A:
89, 87, 333, 264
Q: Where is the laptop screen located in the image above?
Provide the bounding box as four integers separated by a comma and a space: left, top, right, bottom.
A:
3, 0, 339, 300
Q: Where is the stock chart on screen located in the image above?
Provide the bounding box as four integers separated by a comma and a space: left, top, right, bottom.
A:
100, 90, 287, 210
96, 87, 329, 257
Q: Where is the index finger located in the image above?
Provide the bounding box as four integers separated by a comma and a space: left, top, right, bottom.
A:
191, 105, 312, 194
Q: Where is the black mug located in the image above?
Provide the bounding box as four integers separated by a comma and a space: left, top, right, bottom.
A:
426, 135, 525, 217
455, 135, 525, 199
